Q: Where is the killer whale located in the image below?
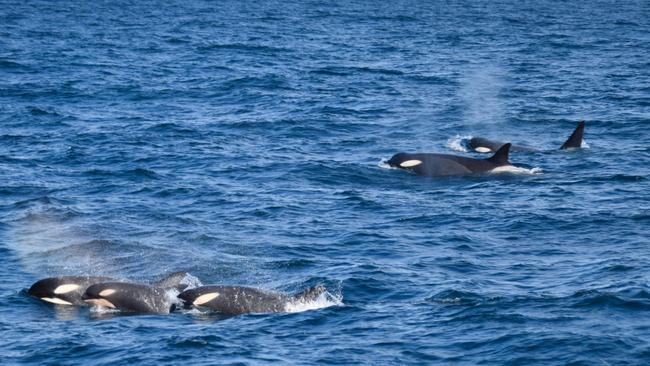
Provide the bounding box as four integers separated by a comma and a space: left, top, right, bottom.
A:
467, 121, 585, 153
387, 143, 513, 177
27, 271, 192, 307
27, 276, 115, 306
82, 282, 177, 314
177, 284, 326, 315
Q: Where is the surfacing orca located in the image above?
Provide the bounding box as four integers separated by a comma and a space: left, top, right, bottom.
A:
28, 276, 115, 306
467, 121, 585, 153
28, 271, 192, 307
178, 285, 326, 315
82, 282, 176, 314
387, 143, 513, 177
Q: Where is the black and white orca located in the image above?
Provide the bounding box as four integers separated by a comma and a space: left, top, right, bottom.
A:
27, 271, 192, 307
467, 121, 585, 153
177, 285, 326, 315
387, 143, 514, 177
28, 276, 115, 306
82, 282, 176, 314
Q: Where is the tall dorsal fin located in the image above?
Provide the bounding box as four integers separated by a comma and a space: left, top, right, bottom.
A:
560, 121, 585, 149
487, 143, 511, 165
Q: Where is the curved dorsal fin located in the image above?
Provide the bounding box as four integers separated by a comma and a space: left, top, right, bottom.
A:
487, 143, 511, 165
560, 121, 585, 149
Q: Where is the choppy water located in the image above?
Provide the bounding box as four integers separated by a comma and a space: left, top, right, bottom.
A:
1, 1, 650, 364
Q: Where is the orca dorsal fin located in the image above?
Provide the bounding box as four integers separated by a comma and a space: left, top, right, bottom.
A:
487, 143, 511, 165
560, 121, 585, 149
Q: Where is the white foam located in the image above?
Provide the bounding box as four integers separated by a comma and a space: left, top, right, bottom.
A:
581, 139, 589, 148
284, 290, 343, 313
89, 305, 120, 314
182, 307, 206, 315
490, 165, 543, 175
178, 273, 202, 290
378, 161, 395, 169
446, 135, 471, 152
164, 288, 183, 308
160, 272, 203, 308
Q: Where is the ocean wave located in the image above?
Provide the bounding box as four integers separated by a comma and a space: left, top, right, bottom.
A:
85, 168, 161, 180
197, 43, 292, 54
309, 65, 404, 77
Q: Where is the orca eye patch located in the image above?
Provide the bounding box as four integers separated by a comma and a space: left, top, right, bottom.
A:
54, 284, 80, 294
193, 292, 220, 306
99, 289, 116, 297
400, 160, 422, 168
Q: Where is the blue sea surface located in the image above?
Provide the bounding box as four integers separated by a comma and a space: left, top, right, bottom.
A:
1, 0, 650, 364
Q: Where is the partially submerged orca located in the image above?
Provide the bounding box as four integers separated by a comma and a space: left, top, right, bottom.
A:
178, 285, 327, 315
27, 271, 192, 307
387, 143, 513, 177
467, 121, 585, 153
28, 276, 115, 306
82, 282, 176, 314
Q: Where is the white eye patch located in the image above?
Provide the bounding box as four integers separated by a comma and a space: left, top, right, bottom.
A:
99, 289, 116, 297
41, 297, 74, 306
475, 147, 492, 153
54, 284, 80, 294
193, 292, 220, 306
400, 160, 422, 168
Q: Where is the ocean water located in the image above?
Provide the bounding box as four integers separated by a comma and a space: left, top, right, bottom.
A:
1, 0, 650, 364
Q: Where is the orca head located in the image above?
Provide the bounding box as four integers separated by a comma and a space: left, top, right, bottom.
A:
387, 153, 423, 169
82, 283, 119, 309
468, 137, 501, 153
28, 278, 82, 306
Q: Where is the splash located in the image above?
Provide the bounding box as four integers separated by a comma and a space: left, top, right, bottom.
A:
178, 273, 203, 290
490, 166, 543, 175
377, 160, 394, 169
446, 135, 472, 152
164, 272, 203, 308
89, 306, 120, 314
284, 289, 343, 313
